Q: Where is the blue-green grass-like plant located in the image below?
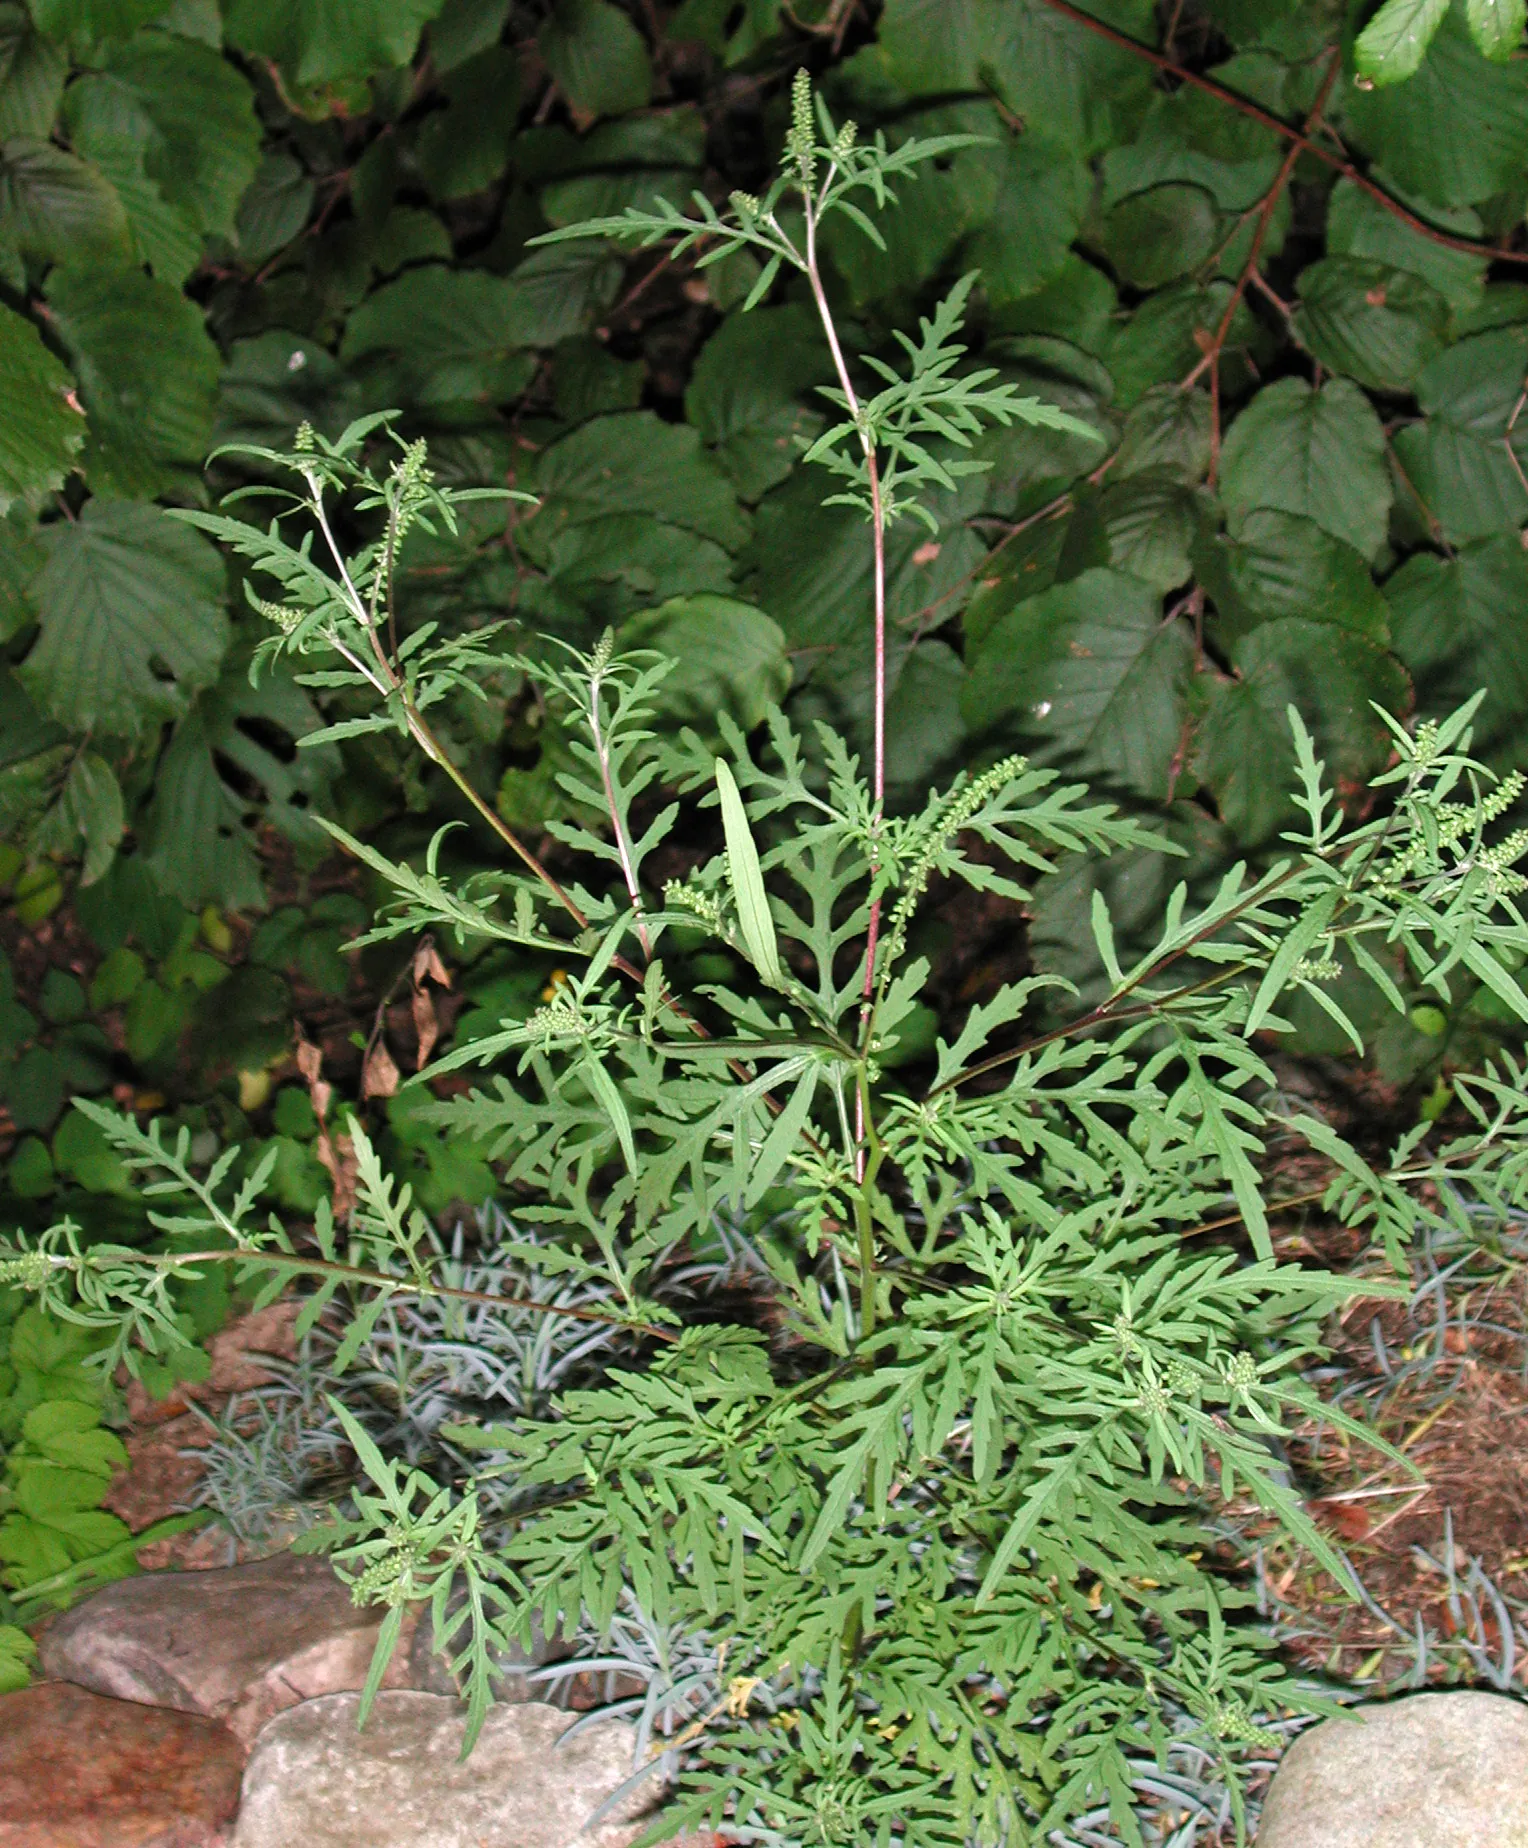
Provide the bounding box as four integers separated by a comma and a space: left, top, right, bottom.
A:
7, 74, 1528, 1848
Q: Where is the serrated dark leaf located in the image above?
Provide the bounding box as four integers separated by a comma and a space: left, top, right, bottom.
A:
19, 500, 228, 737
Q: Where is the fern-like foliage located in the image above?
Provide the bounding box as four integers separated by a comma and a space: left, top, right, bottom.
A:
9, 669, 1528, 1841
10, 73, 1528, 1848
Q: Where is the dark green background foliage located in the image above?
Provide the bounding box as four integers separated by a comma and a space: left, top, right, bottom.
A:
5, 0, 1528, 1124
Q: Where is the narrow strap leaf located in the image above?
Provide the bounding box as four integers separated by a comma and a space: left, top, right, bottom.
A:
1090, 889, 1125, 989
746, 1065, 818, 1206
1244, 890, 1338, 1036
356, 1602, 405, 1728
716, 757, 783, 986
582, 1053, 637, 1174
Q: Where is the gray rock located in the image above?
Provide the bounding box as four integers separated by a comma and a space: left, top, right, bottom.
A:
1257, 1690, 1528, 1848
38, 1550, 415, 1744
232, 1693, 663, 1848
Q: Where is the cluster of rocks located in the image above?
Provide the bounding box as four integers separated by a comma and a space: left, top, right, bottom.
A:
1, 1552, 684, 1848
4, 1544, 1527, 1845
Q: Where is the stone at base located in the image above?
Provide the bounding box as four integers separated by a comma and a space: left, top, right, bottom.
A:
38, 1550, 414, 1743
232, 1692, 660, 1848
1256, 1690, 1528, 1848
0, 1680, 244, 1848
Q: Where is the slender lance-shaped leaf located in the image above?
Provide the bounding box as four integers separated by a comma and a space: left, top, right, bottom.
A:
716, 757, 782, 986
582, 1053, 637, 1175
1244, 890, 1340, 1037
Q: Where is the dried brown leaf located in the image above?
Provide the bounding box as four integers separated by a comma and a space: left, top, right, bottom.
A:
316, 1128, 358, 1221
411, 987, 440, 1070
362, 1039, 401, 1099
294, 1031, 331, 1123
413, 942, 451, 990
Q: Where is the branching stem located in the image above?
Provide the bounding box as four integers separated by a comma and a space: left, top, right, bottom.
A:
1182, 51, 1340, 485
303, 471, 596, 935
60, 1248, 679, 1344
588, 662, 653, 959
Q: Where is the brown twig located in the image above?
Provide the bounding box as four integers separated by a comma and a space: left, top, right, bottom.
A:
1500, 372, 1528, 507
1035, 0, 1528, 266
900, 489, 1076, 640
1247, 266, 1295, 323
606, 249, 676, 323
780, 0, 860, 47
1185, 51, 1342, 487
901, 437, 1120, 641
1178, 1186, 1331, 1242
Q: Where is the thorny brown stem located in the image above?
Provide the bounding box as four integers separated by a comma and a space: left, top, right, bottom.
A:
1247, 267, 1295, 324
1185, 50, 1341, 488
902, 489, 1077, 640
1035, 0, 1528, 267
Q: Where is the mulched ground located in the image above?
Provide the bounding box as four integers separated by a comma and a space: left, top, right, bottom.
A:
1257, 1246, 1528, 1692
1204, 1055, 1528, 1698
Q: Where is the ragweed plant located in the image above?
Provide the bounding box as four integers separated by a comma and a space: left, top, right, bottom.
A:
9, 77, 1528, 1848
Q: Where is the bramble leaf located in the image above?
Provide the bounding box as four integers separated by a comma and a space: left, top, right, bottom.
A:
45, 264, 220, 498
1354, 0, 1449, 86
223, 0, 446, 85
538, 0, 651, 118
0, 304, 84, 514
1466, 0, 1527, 62
19, 501, 228, 737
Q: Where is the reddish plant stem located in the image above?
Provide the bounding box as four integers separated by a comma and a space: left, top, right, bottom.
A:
801, 185, 887, 1177
606, 249, 674, 324
1384, 435, 1449, 548
1035, 0, 1528, 266
926, 855, 1315, 1101
802, 197, 887, 822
